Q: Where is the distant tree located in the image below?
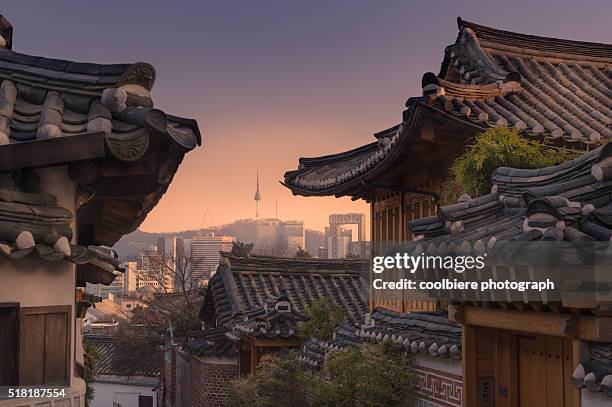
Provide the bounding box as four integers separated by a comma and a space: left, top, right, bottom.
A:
345, 252, 360, 259
444, 127, 578, 199
83, 338, 100, 407
294, 246, 311, 258
134, 249, 207, 339
297, 297, 347, 341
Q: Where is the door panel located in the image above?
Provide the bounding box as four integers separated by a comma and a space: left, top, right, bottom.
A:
518, 335, 573, 407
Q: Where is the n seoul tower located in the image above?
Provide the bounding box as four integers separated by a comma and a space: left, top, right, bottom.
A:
254, 171, 261, 219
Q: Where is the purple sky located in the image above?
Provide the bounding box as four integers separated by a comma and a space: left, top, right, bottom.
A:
3, 1, 611, 232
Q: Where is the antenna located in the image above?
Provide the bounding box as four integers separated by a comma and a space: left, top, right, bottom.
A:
275, 197, 278, 219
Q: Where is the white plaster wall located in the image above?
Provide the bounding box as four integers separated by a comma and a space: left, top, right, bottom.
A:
91, 379, 158, 407
0, 166, 78, 387
582, 390, 611, 407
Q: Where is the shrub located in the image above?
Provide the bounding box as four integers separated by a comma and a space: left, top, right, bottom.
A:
297, 297, 347, 341
444, 127, 578, 198
229, 354, 312, 407
230, 343, 414, 407
312, 342, 414, 407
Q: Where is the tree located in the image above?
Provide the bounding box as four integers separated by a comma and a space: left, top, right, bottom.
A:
133, 248, 207, 339
83, 338, 100, 407
230, 343, 414, 407
229, 354, 312, 407
295, 246, 311, 258
297, 297, 347, 341
312, 342, 414, 407
444, 127, 578, 199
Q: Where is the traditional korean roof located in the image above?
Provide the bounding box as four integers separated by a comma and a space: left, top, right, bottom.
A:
225, 295, 309, 341
85, 335, 160, 377
296, 308, 462, 368
0, 16, 201, 247
572, 343, 612, 397
0, 187, 122, 282
408, 142, 612, 244
184, 327, 236, 359
199, 252, 368, 327
283, 18, 611, 198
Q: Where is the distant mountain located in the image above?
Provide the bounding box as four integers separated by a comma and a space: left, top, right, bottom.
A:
113, 229, 203, 260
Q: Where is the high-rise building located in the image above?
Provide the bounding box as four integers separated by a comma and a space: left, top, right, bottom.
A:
191, 234, 235, 282
280, 220, 304, 255
138, 249, 174, 292
317, 246, 328, 259
123, 261, 138, 293
328, 235, 350, 258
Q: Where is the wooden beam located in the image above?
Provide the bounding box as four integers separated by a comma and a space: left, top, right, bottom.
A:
0, 132, 106, 172
450, 305, 612, 342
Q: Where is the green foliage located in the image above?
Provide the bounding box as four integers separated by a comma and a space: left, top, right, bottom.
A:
312, 342, 414, 407
83, 338, 100, 407
230, 343, 414, 407
297, 297, 347, 341
294, 246, 312, 258
229, 353, 312, 407
444, 127, 578, 199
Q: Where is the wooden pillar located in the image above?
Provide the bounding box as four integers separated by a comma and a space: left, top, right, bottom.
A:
463, 324, 477, 407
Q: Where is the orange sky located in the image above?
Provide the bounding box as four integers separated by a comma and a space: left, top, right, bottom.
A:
5, 1, 611, 234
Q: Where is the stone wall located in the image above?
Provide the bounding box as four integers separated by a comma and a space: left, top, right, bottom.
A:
175, 349, 237, 407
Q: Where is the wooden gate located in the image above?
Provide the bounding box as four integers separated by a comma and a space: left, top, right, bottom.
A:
517, 335, 577, 407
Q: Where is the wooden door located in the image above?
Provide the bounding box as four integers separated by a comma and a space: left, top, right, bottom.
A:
517, 335, 577, 407
0, 304, 19, 385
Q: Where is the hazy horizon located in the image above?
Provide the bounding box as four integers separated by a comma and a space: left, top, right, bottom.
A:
4, 1, 611, 233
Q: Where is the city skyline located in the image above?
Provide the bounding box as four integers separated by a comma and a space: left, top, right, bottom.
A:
3, 1, 610, 233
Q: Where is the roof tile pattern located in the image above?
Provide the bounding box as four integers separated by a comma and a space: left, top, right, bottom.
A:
572, 343, 612, 397
200, 253, 369, 327
184, 327, 236, 358
296, 308, 461, 367
86, 335, 160, 377
283, 18, 611, 196
409, 142, 612, 244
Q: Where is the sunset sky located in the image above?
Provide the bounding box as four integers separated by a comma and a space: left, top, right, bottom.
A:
4, 1, 611, 232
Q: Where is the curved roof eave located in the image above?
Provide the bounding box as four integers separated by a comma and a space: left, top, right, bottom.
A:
283, 100, 484, 198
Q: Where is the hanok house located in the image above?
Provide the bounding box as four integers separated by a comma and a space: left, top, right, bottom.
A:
283, 17, 612, 314
0, 14, 200, 407
161, 250, 368, 407
405, 142, 612, 407
85, 335, 160, 407
282, 17, 612, 407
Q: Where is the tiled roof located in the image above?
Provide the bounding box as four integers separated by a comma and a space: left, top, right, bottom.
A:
283, 18, 611, 197
0, 17, 201, 247
227, 298, 309, 341
409, 142, 612, 244
85, 335, 160, 377
200, 252, 369, 327
572, 343, 612, 397
0, 188, 122, 281
296, 308, 462, 367
184, 327, 236, 358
